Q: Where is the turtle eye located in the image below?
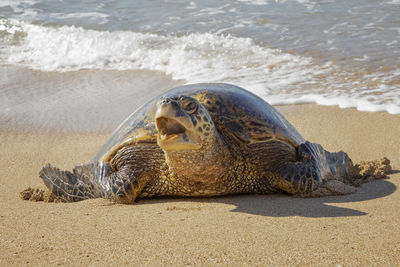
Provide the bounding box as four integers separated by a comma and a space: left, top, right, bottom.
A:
183, 101, 198, 114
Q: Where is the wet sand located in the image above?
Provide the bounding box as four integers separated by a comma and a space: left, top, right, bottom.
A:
1, 105, 399, 266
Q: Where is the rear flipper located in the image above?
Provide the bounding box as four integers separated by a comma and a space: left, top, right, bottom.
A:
301, 156, 391, 197
277, 141, 392, 197
275, 153, 358, 197
40, 163, 103, 202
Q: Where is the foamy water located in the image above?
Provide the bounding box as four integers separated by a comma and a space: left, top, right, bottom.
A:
0, 0, 399, 131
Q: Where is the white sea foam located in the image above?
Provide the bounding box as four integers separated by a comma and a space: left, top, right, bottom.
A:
4, 20, 330, 90
385, 0, 400, 5
267, 94, 400, 114
186, 1, 198, 9
2, 19, 400, 115
0, 18, 24, 34
236, 0, 269, 6
48, 12, 110, 25
48, 12, 109, 19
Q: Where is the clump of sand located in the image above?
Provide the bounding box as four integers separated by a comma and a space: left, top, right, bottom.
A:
350, 157, 392, 186
20, 187, 61, 203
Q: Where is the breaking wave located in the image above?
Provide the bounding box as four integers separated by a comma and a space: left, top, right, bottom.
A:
1, 18, 399, 114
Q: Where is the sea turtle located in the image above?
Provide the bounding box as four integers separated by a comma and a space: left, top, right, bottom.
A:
32, 83, 391, 203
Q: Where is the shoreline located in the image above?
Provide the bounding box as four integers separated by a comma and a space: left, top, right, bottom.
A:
1, 104, 399, 265
0, 65, 185, 133
2, 64, 399, 133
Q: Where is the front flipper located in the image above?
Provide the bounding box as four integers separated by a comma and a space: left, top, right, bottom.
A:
99, 144, 165, 204
100, 165, 153, 204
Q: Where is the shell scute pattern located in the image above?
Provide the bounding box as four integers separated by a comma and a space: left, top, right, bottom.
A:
189, 86, 302, 147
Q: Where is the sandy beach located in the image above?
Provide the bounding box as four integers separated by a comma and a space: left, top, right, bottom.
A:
2, 1, 400, 266
1, 104, 399, 266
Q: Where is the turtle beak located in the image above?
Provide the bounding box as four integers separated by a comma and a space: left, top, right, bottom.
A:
156, 117, 186, 140
155, 98, 201, 150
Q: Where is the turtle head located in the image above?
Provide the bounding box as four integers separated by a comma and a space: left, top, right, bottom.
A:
155, 95, 216, 151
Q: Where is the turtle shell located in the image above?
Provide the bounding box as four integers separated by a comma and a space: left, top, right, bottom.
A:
93, 83, 305, 162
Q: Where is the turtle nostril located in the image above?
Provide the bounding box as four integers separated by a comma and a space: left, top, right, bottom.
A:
159, 98, 170, 105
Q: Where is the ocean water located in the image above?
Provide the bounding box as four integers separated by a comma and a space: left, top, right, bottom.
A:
1, 0, 399, 131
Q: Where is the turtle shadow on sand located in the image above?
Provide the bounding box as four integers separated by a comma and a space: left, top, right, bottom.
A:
223, 178, 397, 218
139, 175, 397, 218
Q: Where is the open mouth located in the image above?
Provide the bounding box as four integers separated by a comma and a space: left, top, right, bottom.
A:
156, 117, 187, 140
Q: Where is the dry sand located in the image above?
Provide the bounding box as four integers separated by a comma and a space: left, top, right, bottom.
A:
1, 104, 399, 266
